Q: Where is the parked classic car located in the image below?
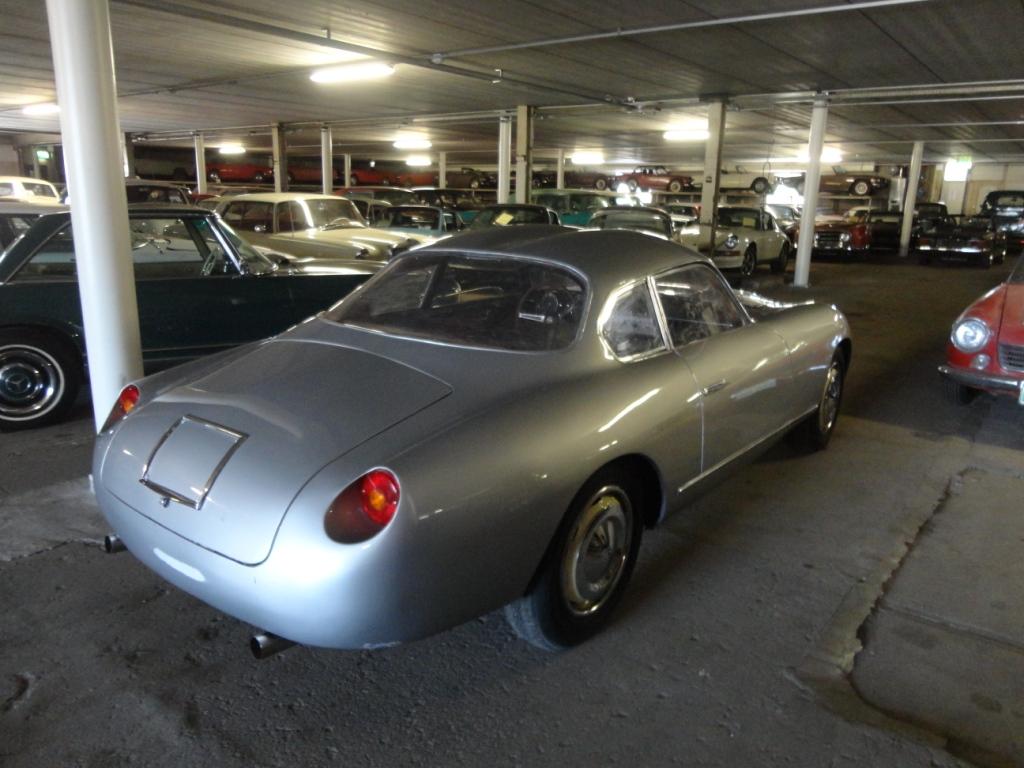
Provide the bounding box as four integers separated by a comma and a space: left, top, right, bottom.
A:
531, 189, 619, 226
917, 215, 1001, 267
791, 213, 870, 258
93, 226, 851, 654
531, 169, 612, 191
0, 206, 373, 429
979, 190, 1024, 257
717, 169, 776, 194
205, 161, 273, 184
468, 204, 561, 228
218, 193, 431, 261
587, 206, 674, 239
412, 188, 497, 222
940, 252, 1024, 404
345, 166, 397, 186
677, 206, 793, 277
443, 168, 497, 189
377, 205, 465, 237
0, 176, 62, 204
285, 163, 341, 185
619, 166, 694, 193
0, 201, 63, 250
786, 172, 890, 197
863, 203, 948, 251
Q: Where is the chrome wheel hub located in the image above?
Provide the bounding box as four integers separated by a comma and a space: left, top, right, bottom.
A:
818, 361, 842, 434
561, 486, 633, 616
0, 345, 63, 419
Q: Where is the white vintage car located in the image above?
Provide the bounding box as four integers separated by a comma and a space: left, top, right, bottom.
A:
677, 206, 793, 277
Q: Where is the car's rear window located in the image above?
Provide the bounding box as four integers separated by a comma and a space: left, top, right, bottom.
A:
327, 252, 586, 351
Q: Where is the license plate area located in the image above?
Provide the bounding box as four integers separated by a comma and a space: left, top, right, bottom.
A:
140, 415, 248, 509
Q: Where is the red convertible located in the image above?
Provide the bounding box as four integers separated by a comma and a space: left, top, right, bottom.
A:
619, 165, 694, 193
940, 253, 1024, 404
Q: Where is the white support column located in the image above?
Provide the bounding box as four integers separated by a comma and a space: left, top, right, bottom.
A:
271, 123, 286, 193
46, 0, 142, 431
194, 133, 207, 194
899, 140, 925, 258
556, 148, 565, 189
699, 99, 727, 253
122, 132, 135, 178
794, 95, 829, 288
438, 151, 447, 189
320, 124, 333, 195
498, 113, 512, 204
514, 104, 533, 204
343, 154, 352, 187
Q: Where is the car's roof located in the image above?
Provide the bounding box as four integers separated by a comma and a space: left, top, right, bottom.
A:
424, 226, 706, 283
0, 176, 58, 185
220, 192, 339, 203
0, 200, 67, 214
593, 205, 668, 214
124, 178, 188, 188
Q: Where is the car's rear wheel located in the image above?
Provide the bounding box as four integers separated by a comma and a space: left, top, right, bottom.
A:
797, 349, 846, 451
668, 178, 684, 193
850, 179, 872, 196
594, 177, 608, 191
771, 242, 790, 274
0, 330, 81, 431
740, 245, 757, 278
253, 172, 266, 183
944, 378, 978, 406
751, 177, 770, 194
208, 169, 222, 183
348, 174, 359, 186
505, 469, 643, 651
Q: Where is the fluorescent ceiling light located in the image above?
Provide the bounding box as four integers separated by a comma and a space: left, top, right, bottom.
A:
798, 147, 843, 163
393, 137, 432, 150
571, 151, 604, 165
22, 102, 59, 116
943, 157, 972, 182
310, 61, 395, 84
405, 155, 431, 167
218, 144, 246, 155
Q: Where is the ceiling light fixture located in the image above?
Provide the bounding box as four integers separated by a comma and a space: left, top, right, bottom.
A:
663, 128, 709, 142
571, 151, 604, 165
798, 147, 843, 163
310, 61, 395, 84
393, 137, 432, 150
405, 155, 431, 167
21, 102, 59, 116
218, 144, 246, 155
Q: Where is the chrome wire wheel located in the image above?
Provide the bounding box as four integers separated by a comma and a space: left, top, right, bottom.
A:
818, 358, 843, 436
0, 344, 64, 421
560, 486, 633, 617
740, 246, 757, 278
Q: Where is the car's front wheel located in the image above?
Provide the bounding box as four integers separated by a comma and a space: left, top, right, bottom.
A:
594, 176, 608, 191
944, 377, 977, 405
799, 349, 846, 450
850, 179, 872, 196
0, 330, 82, 431
505, 469, 643, 650
751, 177, 770, 194
740, 245, 757, 278
771, 242, 790, 274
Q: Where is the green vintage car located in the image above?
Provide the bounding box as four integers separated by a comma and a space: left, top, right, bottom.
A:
0, 205, 374, 430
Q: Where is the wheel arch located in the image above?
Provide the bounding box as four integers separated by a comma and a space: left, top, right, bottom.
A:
837, 337, 852, 366
0, 322, 85, 363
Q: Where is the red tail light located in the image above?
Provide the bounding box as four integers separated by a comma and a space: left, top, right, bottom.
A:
324, 469, 400, 543
100, 384, 140, 432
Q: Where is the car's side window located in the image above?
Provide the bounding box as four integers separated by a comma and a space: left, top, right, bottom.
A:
654, 265, 746, 348
15, 224, 77, 280
601, 281, 665, 360
130, 217, 210, 278
227, 202, 273, 232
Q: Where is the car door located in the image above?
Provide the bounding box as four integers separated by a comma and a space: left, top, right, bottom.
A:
653, 264, 792, 472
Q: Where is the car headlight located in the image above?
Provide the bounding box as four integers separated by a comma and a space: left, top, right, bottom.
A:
839, 231, 851, 243
723, 233, 738, 250
951, 317, 990, 353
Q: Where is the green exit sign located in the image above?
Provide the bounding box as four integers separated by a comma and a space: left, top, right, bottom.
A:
35, 148, 51, 161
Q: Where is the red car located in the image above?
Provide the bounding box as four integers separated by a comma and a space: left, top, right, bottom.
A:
346, 166, 397, 186
206, 161, 272, 184
286, 164, 341, 185
940, 254, 1024, 404
619, 165, 694, 193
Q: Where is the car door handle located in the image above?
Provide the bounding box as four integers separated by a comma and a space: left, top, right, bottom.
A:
702, 380, 728, 396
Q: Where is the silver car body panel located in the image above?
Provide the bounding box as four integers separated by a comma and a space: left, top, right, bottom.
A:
94, 227, 850, 649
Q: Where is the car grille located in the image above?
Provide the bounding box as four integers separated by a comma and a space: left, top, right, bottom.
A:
999, 343, 1024, 372
814, 231, 843, 249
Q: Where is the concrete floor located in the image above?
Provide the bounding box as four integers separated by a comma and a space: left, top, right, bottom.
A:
1, 253, 1020, 767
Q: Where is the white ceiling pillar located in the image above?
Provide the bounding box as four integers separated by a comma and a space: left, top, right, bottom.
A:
438, 151, 447, 189
699, 99, 727, 253
343, 154, 352, 188
320, 124, 333, 195
794, 95, 829, 288
45, 0, 143, 431
514, 104, 533, 204
271, 123, 286, 193
556, 148, 565, 190
899, 140, 925, 258
498, 113, 512, 204
194, 133, 207, 194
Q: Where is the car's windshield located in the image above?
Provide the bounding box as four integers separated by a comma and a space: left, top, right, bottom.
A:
470, 207, 549, 228
126, 185, 188, 204
986, 193, 1024, 210
326, 252, 586, 351
379, 206, 441, 230
301, 198, 365, 229
717, 208, 760, 228
590, 210, 670, 236
368, 189, 418, 205
206, 218, 277, 274
665, 204, 698, 216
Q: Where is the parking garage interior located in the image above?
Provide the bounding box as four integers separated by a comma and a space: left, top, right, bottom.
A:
2, 2, 1024, 766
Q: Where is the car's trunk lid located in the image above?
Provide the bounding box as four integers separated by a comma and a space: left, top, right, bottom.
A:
101, 339, 451, 564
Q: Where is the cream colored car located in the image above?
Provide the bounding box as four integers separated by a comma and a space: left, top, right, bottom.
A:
0, 176, 61, 204
678, 206, 793, 277
217, 193, 433, 262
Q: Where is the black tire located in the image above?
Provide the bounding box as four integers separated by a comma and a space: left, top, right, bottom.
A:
850, 179, 871, 196
286, 171, 295, 184
349, 174, 359, 186
208, 169, 222, 183
740, 245, 757, 279
668, 178, 684, 193
0, 329, 82, 431
504, 468, 644, 650
594, 177, 608, 191
798, 349, 846, 451
995, 248, 1006, 265
944, 377, 977, 406
771, 242, 790, 274
751, 177, 770, 194
468, 176, 481, 189
979, 251, 994, 268
253, 172, 266, 183
627, 179, 638, 193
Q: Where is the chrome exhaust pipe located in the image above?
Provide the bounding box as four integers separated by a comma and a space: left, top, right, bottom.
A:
250, 632, 295, 660
104, 534, 127, 554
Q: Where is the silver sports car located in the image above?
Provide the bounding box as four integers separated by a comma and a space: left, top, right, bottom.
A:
94, 226, 851, 654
